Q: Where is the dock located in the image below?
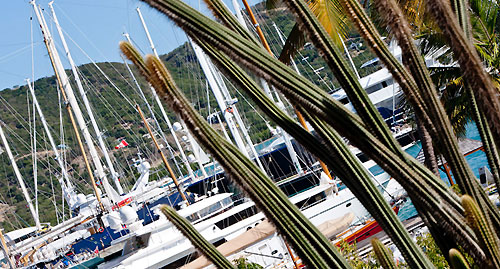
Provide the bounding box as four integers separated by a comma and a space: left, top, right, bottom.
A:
355, 216, 425, 256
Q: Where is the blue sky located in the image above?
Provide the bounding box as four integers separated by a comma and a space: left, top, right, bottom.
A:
0, 0, 257, 90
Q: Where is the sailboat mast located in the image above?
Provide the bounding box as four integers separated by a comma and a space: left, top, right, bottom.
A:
135, 8, 197, 180
30, 82, 39, 219
27, 79, 76, 208
204, 55, 267, 172
0, 229, 15, 269
136, 105, 189, 204
122, 33, 185, 178
189, 41, 248, 155
32, 1, 119, 205
240, 1, 333, 179
48, 2, 123, 194
30, 0, 104, 209
0, 122, 41, 229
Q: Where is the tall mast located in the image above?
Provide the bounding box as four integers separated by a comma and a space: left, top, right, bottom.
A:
48, 2, 123, 194
239, 1, 333, 180
122, 33, 186, 178
137, 105, 189, 204
27, 79, 77, 208
135, 8, 197, 180
30, 0, 106, 207
271, 22, 309, 174
189, 42, 248, 155
203, 54, 266, 173
31, 82, 39, 218
0, 121, 40, 229
180, 120, 208, 178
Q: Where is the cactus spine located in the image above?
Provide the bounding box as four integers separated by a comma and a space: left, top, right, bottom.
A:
462, 195, 500, 268
371, 238, 397, 269
160, 206, 235, 268
449, 248, 471, 269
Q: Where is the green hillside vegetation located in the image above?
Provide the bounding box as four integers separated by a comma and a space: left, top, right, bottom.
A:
0, 3, 378, 231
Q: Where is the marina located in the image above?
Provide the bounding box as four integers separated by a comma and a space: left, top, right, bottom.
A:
0, 0, 498, 268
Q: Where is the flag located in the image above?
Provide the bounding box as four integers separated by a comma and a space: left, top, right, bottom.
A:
115, 140, 129, 149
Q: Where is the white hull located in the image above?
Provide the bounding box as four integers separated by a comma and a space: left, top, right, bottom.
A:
98, 179, 380, 269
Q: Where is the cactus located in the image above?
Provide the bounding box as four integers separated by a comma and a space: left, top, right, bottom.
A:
462, 195, 500, 268
340, 0, 500, 263
137, 0, 479, 265
196, 37, 431, 267
160, 205, 235, 268
367, 0, 500, 234
133, 0, 500, 266
424, 0, 500, 145
449, 248, 471, 269
371, 238, 397, 269
121, 43, 349, 268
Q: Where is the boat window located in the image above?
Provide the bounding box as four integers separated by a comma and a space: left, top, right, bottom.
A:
214, 205, 258, 229
221, 197, 232, 207
365, 83, 382, 95
365, 79, 394, 95
198, 202, 222, 219
186, 213, 200, 222
295, 192, 326, 210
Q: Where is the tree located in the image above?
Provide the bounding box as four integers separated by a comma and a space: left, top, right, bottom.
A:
129, 0, 500, 267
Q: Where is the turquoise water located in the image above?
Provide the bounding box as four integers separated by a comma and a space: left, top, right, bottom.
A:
395, 123, 489, 220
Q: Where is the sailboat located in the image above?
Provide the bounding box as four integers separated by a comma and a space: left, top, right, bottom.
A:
0, 1, 411, 268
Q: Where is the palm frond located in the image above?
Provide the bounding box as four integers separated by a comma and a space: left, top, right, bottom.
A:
308, 0, 347, 45
278, 23, 306, 63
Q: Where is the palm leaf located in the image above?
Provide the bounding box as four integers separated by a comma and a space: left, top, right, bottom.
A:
308, 0, 347, 45
138, 0, 487, 264
270, 0, 348, 63
278, 23, 306, 63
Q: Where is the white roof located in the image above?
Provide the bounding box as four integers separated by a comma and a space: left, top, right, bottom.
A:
4, 227, 37, 242
178, 193, 233, 217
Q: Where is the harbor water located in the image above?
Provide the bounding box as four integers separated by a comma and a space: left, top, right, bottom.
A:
397, 122, 489, 220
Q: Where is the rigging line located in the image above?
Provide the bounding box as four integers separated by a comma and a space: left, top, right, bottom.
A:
0, 43, 42, 64
128, 35, 147, 55
45, 6, 139, 105
0, 193, 20, 230
0, 155, 19, 229
2, 120, 31, 153
1, 129, 72, 194
0, 112, 74, 172
273, 25, 335, 92
75, 67, 156, 161
0, 97, 66, 156
30, 84, 40, 219
31, 10, 35, 87
48, 31, 137, 108
0, 96, 30, 129
117, 56, 180, 168
222, 75, 270, 125
76, 70, 157, 177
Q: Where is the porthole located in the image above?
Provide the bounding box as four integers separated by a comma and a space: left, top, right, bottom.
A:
346, 203, 352, 207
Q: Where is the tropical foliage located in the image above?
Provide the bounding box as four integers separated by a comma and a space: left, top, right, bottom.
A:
0, 4, 345, 230
122, 0, 500, 267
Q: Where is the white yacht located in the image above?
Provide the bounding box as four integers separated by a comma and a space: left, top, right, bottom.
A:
98, 169, 396, 268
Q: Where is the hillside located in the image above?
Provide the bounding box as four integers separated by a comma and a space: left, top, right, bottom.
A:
0, 3, 379, 231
